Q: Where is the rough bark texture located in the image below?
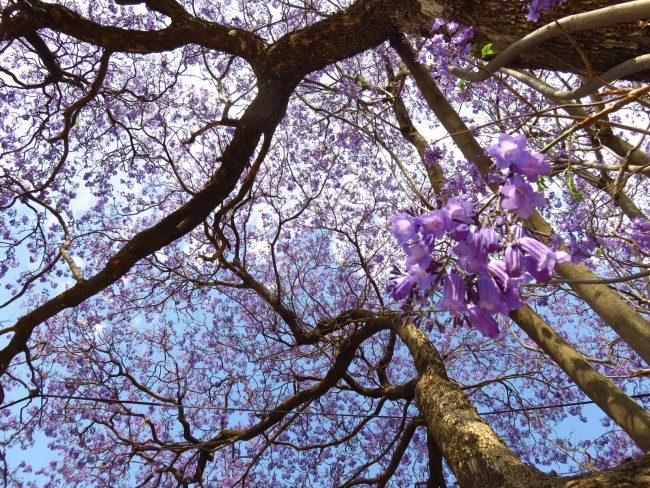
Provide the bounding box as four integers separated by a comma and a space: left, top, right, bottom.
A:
398, 321, 650, 487
555, 455, 650, 487
420, 0, 650, 80
397, 321, 551, 488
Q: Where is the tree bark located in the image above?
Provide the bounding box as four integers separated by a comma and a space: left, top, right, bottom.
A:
418, 0, 650, 80
397, 321, 550, 488
396, 320, 650, 488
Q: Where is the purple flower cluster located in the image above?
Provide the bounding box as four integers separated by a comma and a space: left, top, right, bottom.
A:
423, 146, 446, 167
487, 133, 550, 218
389, 134, 568, 338
425, 19, 475, 73
619, 218, 650, 254
525, 0, 566, 22
390, 215, 569, 338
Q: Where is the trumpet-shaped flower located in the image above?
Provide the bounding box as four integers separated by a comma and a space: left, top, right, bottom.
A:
487, 133, 550, 180
467, 304, 500, 338
477, 272, 508, 314
505, 243, 523, 276
445, 198, 473, 225
390, 275, 414, 301
438, 271, 467, 316
518, 237, 570, 282
488, 260, 526, 292
456, 228, 500, 273
418, 209, 449, 239
390, 213, 417, 245
499, 175, 546, 219
408, 262, 437, 292
405, 241, 433, 268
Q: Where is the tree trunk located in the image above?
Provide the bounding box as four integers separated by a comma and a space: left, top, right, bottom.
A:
397, 321, 551, 488
396, 321, 650, 488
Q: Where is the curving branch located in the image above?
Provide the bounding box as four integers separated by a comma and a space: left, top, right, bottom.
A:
1, 0, 266, 65
498, 55, 650, 100
342, 417, 424, 487
448, 0, 650, 84
195, 314, 395, 450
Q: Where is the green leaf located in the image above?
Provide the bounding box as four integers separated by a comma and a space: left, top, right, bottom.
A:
458, 79, 467, 92
565, 171, 584, 201
536, 176, 548, 192
480, 43, 495, 58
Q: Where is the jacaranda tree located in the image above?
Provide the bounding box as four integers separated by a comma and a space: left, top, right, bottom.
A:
0, 0, 649, 486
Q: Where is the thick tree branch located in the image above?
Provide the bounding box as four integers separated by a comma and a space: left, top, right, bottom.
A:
424, 0, 650, 80
397, 320, 549, 488
397, 320, 650, 487
511, 306, 650, 451
1, 0, 266, 64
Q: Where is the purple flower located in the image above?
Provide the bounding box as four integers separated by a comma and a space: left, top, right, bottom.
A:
449, 223, 470, 241
445, 197, 473, 225
477, 272, 508, 314
501, 287, 525, 311
487, 133, 528, 168
467, 304, 500, 338
390, 275, 414, 300
515, 151, 550, 180
456, 228, 499, 273
452, 27, 474, 47
569, 235, 597, 262
487, 133, 550, 180
526, 0, 565, 22
631, 218, 650, 251
438, 271, 467, 316
488, 259, 526, 291
476, 227, 500, 252
505, 243, 523, 276
418, 209, 449, 239
633, 218, 650, 233
391, 213, 417, 245
424, 146, 445, 166
518, 237, 570, 282
500, 175, 546, 218
408, 262, 437, 291
455, 237, 486, 274
405, 241, 433, 268
512, 223, 525, 239
431, 18, 445, 31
